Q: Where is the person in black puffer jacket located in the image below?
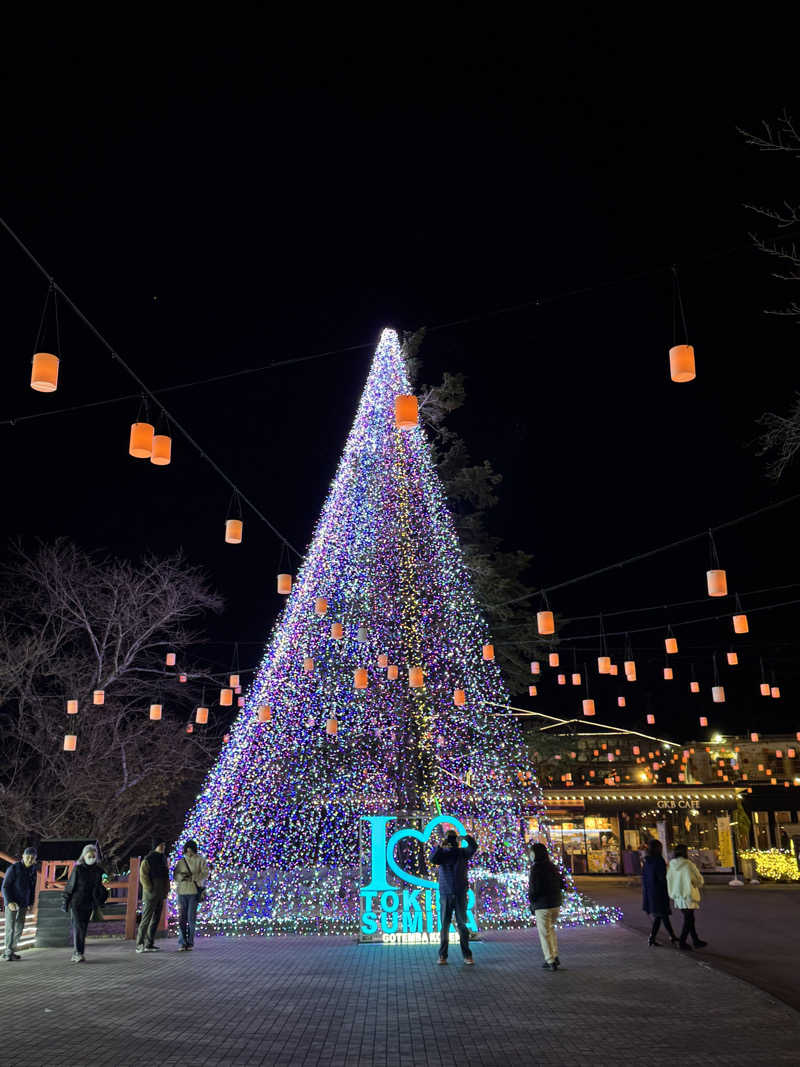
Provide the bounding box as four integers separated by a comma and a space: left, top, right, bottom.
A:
62, 844, 109, 963
528, 842, 565, 971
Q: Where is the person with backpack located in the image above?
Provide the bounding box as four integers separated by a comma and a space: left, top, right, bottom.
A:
174, 839, 209, 951
666, 843, 708, 951
136, 838, 170, 954
61, 844, 109, 963
1, 847, 38, 961
528, 842, 564, 971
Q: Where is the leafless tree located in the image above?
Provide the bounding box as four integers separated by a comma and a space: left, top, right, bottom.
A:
0, 540, 223, 860
741, 112, 800, 478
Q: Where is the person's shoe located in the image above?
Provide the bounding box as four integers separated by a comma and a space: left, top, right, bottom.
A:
10, 953, 21, 960
76, 954, 85, 962
70, 952, 81, 962
178, 945, 188, 952
554, 957, 560, 967
1, 954, 14, 962
135, 945, 145, 953
647, 937, 661, 947
437, 957, 448, 965
693, 939, 708, 948
670, 938, 680, 947
186, 945, 193, 951
463, 956, 474, 965
145, 945, 160, 952
551, 958, 560, 970
678, 943, 692, 951
542, 960, 552, 969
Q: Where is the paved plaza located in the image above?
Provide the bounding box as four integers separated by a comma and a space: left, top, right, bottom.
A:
2, 923, 799, 1066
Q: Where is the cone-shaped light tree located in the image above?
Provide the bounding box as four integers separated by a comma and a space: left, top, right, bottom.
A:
178, 329, 617, 934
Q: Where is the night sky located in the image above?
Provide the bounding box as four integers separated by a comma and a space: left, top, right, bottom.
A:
2, 21, 798, 740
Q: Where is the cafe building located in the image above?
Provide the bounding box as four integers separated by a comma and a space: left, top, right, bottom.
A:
534, 785, 741, 875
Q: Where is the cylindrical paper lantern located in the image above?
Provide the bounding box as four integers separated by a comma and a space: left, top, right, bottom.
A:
453, 688, 466, 706
647, 714, 655, 725
712, 686, 725, 703
409, 667, 424, 688
625, 663, 637, 682
195, 706, 209, 724
690, 681, 700, 693
664, 667, 673, 680
258, 705, 272, 722
150, 434, 172, 466
93, 690, 104, 705
528, 685, 537, 696
326, 716, 338, 736
394, 395, 418, 429
669, 344, 696, 383
166, 652, 176, 666
537, 611, 555, 635
771, 686, 781, 699
277, 573, 292, 595
220, 688, 233, 706
582, 699, 595, 717
303, 657, 314, 674
225, 519, 243, 544
549, 653, 559, 668
530, 661, 540, 675
229, 674, 240, 687
733, 613, 749, 634
482, 643, 494, 661
699, 716, 708, 727
150, 704, 162, 721
354, 668, 368, 690
726, 652, 738, 666
571, 672, 581, 686
129, 422, 154, 458
67, 699, 78, 715
557, 674, 566, 685
387, 665, 399, 680
760, 682, 771, 696
331, 622, 343, 639
609, 664, 619, 676
31, 351, 59, 392
179, 674, 187, 684
618, 696, 626, 708
377, 653, 389, 668
63, 734, 77, 751
706, 569, 728, 597
665, 637, 678, 655
315, 597, 328, 616
597, 656, 611, 674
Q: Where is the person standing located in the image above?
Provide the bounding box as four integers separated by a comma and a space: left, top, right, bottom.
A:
136, 839, 170, 954
666, 843, 708, 951
528, 842, 564, 971
642, 839, 678, 946
1, 847, 38, 961
429, 828, 478, 966
174, 840, 208, 952
62, 844, 109, 963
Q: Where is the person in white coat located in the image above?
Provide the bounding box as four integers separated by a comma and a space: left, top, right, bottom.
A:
666, 843, 708, 951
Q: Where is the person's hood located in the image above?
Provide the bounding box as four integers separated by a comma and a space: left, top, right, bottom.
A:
669, 856, 690, 868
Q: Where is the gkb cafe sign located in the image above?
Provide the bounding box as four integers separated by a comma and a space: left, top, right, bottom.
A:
359, 814, 478, 944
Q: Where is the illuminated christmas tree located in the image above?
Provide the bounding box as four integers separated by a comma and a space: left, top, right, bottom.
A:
179, 329, 617, 934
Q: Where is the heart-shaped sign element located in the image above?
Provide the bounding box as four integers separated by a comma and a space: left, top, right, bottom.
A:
386, 815, 470, 889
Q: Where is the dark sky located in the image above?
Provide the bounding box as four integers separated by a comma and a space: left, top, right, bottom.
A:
2, 19, 799, 740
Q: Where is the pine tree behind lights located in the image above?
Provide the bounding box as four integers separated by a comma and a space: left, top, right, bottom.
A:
178, 329, 617, 934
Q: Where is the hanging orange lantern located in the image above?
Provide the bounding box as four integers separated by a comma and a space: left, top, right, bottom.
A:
582, 699, 595, 717
149, 704, 163, 721
664, 667, 673, 681
699, 716, 708, 727
258, 705, 272, 722
751, 732, 759, 742
179, 674, 187, 684
733, 613, 749, 634
632, 745, 640, 755
326, 716, 338, 736
712, 686, 725, 703
690, 681, 700, 693
482, 643, 495, 661
647, 714, 655, 725
706, 569, 728, 597
303, 657, 314, 673
625, 663, 637, 682
609, 663, 619, 676
150, 434, 172, 466
537, 611, 555, 635
277, 573, 292, 595
31, 351, 59, 392
93, 690, 104, 705
229, 673, 240, 687
354, 668, 368, 690
726, 651, 738, 666
195, 706, 208, 724
387, 665, 398, 680
571, 672, 581, 686
453, 688, 466, 706
63, 733, 77, 751
225, 519, 243, 544
771, 686, 781, 699
394, 395, 418, 429
760, 682, 771, 696
409, 667, 424, 688
669, 344, 696, 383
165, 652, 176, 667
597, 656, 611, 674
618, 696, 626, 708
315, 597, 328, 616
549, 652, 559, 668
665, 636, 678, 655
186, 724, 194, 734
331, 622, 343, 639
528, 685, 537, 696
530, 661, 541, 675
129, 422, 154, 459
557, 674, 566, 686
220, 688, 233, 706
67, 699, 78, 715
377, 653, 389, 668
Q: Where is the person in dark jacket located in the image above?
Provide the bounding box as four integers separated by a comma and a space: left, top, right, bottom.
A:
62, 844, 109, 962
1, 847, 38, 961
528, 842, 564, 971
642, 839, 678, 946
136, 839, 170, 954
429, 828, 478, 965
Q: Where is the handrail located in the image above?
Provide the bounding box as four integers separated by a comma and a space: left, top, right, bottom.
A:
0, 849, 16, 864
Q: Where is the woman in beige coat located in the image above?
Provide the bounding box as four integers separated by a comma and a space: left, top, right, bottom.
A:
666, 843, 708, 951
174, 840, 209, 951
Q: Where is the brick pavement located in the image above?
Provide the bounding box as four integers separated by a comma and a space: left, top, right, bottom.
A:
1, 925, 799, 1066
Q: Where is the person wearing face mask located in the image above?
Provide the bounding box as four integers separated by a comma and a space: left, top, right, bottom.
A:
1, 847, 38, 961
61, 844, 109, 962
